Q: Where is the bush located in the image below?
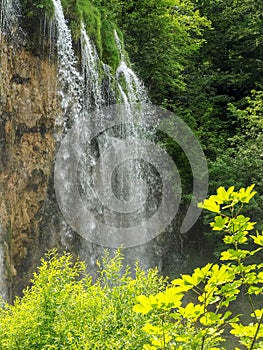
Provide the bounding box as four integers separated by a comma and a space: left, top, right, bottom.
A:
134, 185, 263, 349
0, 249, 166, 349
1, 185, 262, 349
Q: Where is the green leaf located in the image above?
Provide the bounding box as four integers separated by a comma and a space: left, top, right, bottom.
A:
251, 232, 263, 246
133, 295, 153, 314
155, 288, 183, 310
250, 309, 263, 321
237, 184, 257, 203
217, 186, 235, 202
211, 216, 229, 230
178, 303, 204, 321
220, 249, 250, 261
198, 197, 221, 213
200, 312, 222, 326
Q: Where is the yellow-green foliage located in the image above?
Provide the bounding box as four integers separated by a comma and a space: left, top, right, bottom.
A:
0, 186, 263, 349
134, 185, 263, 349
0, 249, 166, 349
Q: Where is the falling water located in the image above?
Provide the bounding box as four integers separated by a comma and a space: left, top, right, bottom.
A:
0, 0, 22, 41
51, 0, 84, 248
80, 23, 103, 110
53, 0, 161, 269
101, 63, 115, 106
51, 0, 82, 131
0, 0, 13, 37
96, 31, 151, 240
114, 30, 148, 109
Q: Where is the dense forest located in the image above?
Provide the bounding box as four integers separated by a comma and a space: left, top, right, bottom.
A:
111, 0, 263, 226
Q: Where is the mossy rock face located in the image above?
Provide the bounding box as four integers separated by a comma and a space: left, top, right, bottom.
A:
64, 0, 121, 70
18, 0, 123, 72
100, 19, 120, 70
77, 0, 102, 57
20, 0, 54, 19
19, 0, 54, 57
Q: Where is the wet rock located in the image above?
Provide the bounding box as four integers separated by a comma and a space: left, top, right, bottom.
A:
0, 39, 60, 299
10, 74, 30, 84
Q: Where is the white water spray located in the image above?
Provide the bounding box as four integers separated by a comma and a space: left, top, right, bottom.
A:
80, 23, 102, 110
0, 0, 21, 41
51, 0, 83, 130
114, 30, 148, 107
52, 0, 159, 267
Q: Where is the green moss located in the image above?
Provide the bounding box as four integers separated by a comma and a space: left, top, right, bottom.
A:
19, 0, 125, 72
20, 0, 54, 20
78, 0, 102, 57
58, 0, 102, 59
100, 19, 120, 70
19, 0, 54, 56
59, 0, 123, 71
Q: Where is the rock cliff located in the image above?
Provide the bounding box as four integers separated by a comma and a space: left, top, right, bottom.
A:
0, 39, 59, 299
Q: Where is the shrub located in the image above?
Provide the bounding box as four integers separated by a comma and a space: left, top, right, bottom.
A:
0, 249, 166, 349
134, 185, 263, 349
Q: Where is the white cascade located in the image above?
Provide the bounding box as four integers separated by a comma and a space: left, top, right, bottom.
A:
93, 31, 153, 250
114, 29, 148, 108
0, 0, 23, 42
80, 23, 103, 110
52, 0, 157, 268
51, 0, 84, 247
51, 0, 83, 131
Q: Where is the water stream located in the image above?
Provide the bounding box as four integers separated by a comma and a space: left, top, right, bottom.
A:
80, 23, 102, 110
0, 0, 23, 43
52, 0, 163, 270
51, 0, 82, 131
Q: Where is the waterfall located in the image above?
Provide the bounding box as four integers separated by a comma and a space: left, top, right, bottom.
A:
114, 30, 148, 110
51, 0, 83, 131
95, 31, 152, 246
0, 0, 15, 37
0, 0, 209, 298
80, 23, 103, 110
52, 0, 164, 270
0, 0, 22, 41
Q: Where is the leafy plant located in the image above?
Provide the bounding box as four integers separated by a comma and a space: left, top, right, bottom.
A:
116, 0, 210, 104
209, 90, 263, 228
134, 185, 263, 349
0, 249, 166, 349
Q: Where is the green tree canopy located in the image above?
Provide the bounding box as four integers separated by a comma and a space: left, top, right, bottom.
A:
112, 0, 210, 104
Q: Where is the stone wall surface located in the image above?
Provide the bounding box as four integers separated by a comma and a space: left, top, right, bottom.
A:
0, 40, 59, 299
